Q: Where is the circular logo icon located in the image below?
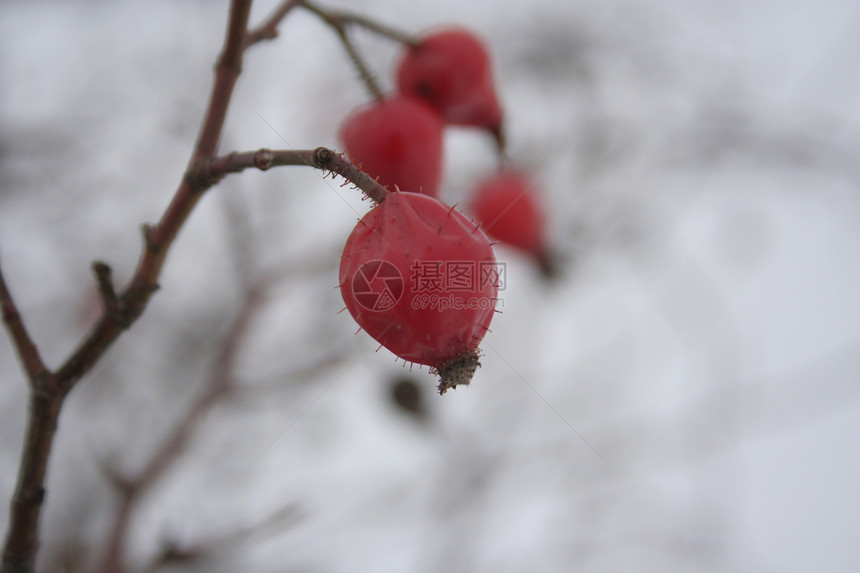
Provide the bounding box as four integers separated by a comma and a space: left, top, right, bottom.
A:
351, 260, 404, 311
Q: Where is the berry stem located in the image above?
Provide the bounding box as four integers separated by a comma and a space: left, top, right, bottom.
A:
494, 125, 509, 165
337, 27, 386, 101
299, 0, 418, 46
244, 0, 303, 47
198, 147, 390, 204
299, 0, 386, 101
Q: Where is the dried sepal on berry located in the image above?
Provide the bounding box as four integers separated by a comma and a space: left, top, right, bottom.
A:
434, 351, 481, 395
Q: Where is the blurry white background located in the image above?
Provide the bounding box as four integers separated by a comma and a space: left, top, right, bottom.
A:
1, 0, 859, 571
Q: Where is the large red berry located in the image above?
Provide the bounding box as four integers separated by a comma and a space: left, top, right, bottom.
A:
339, 96, 444, 197
396, 28, 503, 136
469, 170, 546, 256
339, 191, 499, 393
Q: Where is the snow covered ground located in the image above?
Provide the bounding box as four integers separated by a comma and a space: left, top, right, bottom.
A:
1, 1, 859, 571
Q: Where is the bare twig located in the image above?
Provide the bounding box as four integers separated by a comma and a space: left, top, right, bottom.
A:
1, 2, 390, 571
1, 263, 60, 573
244, 0, 303, 46
300, 0, 417, 46
2, 2, 256, 572
0, 263, 48, 385
197, 146, 389, 203
141, 504, 302, 573
298, 1, 386, 100
250, 0, 417, 100
96, 264, 348, 570
95, 278, 266, 573
334, 24, 385, 101
0, 391, 62, 573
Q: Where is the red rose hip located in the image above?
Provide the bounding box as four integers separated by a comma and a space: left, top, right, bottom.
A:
396, 28, 503, 138
470, 170, 545, 254
339, 191, 498, 393
339, 96, 444, 197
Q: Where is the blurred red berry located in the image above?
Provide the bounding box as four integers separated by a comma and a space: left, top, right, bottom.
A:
397, 28, 503, 138
469, 169, 546, 256
339, 96, 444, 197
339, 191, 498, 393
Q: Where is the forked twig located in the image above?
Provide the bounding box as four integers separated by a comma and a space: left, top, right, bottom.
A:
0, 2, 382, 571
300, 0, 417, 46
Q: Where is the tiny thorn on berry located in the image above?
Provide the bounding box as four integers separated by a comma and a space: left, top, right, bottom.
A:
436, 352, 481, 395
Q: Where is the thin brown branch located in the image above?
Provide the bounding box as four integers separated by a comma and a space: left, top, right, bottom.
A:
96, 279, 265, 573
96, 243, 346, 571
2, 3, 392, 571
90, 261, 132, 329
249, 0, 416, 99
141, 503, 302, 573
0, 262, 49, 385
244, 0, 303, 46
0, 262, 58, 573
1, 392, 63, 573
238, 348, 351, 397
199, 146, 390, 203
53, 3, 254, 395
332, 24, 384, 101
300, 0, 417, 46
298, 1, 389, 100
335, 12, 418, 46
53, 2, 254, 393
2, 3, 255, 572
192, 0, 252, 162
